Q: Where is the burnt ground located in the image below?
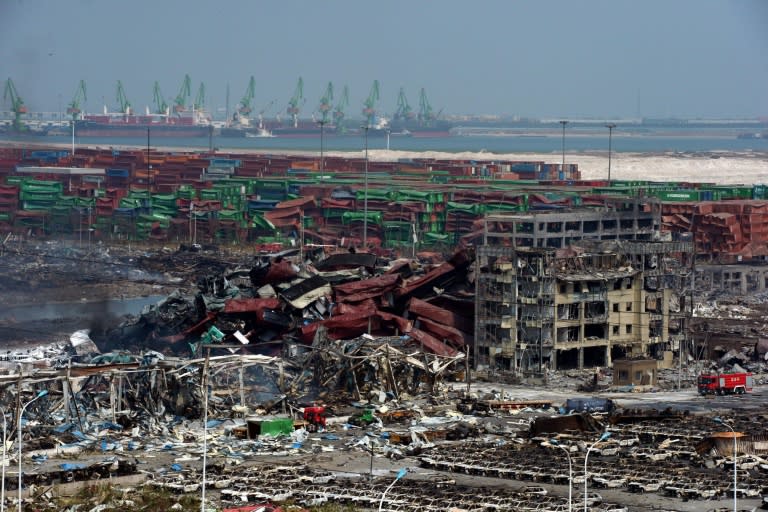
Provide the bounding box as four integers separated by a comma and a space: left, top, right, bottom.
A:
0, 240, 252, 350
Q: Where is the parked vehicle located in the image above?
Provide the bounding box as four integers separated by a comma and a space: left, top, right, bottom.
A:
697, 372, 752, 395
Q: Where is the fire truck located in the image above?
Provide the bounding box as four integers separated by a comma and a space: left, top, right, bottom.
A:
697, 372, 753, 395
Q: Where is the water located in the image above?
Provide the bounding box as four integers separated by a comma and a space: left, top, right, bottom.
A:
2, 295, 164, 322
6, 128, 767, 155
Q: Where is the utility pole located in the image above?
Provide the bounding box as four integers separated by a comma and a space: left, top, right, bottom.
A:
606, 123, 616, 184
362, 125, 369, 249
559, 120, 569, 171
319, 120, 325, 173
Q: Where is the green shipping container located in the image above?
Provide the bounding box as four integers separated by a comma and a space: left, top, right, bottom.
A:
256, 417, 295, 437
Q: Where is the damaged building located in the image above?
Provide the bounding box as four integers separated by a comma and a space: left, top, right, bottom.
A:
474, 201, 694, 372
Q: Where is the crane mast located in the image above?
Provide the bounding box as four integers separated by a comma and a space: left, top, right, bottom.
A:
3, 78, 28, 131
362, 80, 380, 126
173, 74, 191, 113
152, 82, 169, 115
193, 82, 206, 111
116, 81, 132, 115
394, 87, 414, 121
418, 87, 435, 124
66, 80, 87, 121
317, 82, 334, 124
287, 77, 304, 127
333, 85, 349, 128
238, 76, 256, 116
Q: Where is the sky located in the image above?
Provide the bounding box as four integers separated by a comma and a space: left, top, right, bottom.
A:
1, 0, 767, 120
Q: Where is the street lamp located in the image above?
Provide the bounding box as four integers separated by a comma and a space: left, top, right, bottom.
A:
200, 370, 210, 512
584, 431, 611, 512
605, 123, 616, 184
17, 389, 48, 512
1, 406, 7, 512
559, 120, 569, 171
550, 439, 573, 512
377, 468, 407, 512
319, 120, 325, 174
362, 125, 369, 249
714, 417, 738, 512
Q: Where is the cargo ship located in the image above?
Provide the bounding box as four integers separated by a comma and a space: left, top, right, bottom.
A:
75, 110, 212, 138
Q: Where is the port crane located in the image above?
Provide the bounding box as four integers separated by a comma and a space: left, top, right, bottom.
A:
173, 74, 191, 113
152, 81, 169, 115
317, 82, 334, 124
394, 87, 415, 121
193, 82, 206, 110
116, 80, 132, 115
237, 76, 256, 116
362, 80, 380, 126
333, 85, 349, 129
66, 80, 87, 121
3, 78, 28, 131
287, 77, 304, 127
418, 87, 435, 124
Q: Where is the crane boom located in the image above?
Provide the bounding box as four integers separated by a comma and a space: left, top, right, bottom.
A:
4, 78, 28, 131
173, 74, 191, 113
193, 82, 205, 110
394, 87, 414, 121
287, 77, 304, 125
66, 80, 87, 120
362, 80, 380, 125
333, 85, 349, 125
116, 80, 132, 115
153, 81, 168, 115
418, 87, 435, 123
238, 76, 256, 115
317, 82, 334, 124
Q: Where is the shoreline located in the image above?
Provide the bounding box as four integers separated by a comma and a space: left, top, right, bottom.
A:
2, 140, 767, 185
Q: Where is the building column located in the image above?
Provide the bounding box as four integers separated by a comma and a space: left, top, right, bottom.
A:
578, 346, 585, 370
741, 273, 748, 295
605, 344, 612, 367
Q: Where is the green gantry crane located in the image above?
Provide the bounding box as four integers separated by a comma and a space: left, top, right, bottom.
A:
317, 82, 333, 124
153, 81, 168, 115
173, 74, 191, 113
287, 77, 304, 126
333, 85, 349, 128
362, 80, 380, 126
238, 76, 256, 116
193, 82, 206, 111
394, 86, 414, 121
116, 80, 132, 115
3, 78, 28, 131
418, 87, 435, 124
66, 80, 87, 120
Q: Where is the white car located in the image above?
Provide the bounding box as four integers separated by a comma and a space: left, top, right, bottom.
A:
575, 492, 603, 506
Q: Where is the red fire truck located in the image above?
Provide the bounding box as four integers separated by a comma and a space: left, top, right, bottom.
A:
697, 372, 753, 395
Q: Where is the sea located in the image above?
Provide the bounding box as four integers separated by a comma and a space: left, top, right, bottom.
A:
3, 126, 768, 184
10, 129, 766, 154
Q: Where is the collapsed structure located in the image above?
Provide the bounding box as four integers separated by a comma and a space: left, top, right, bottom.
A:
474, 201, 695, 372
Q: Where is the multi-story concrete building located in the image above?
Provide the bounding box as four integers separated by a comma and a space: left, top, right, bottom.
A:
474, 201, 693, 372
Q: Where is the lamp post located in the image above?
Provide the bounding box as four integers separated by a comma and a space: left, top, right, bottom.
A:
1, 406, 7, 512
714, 417, 738, 512
362, 125, 369, 249
559, 120, 569, 171
319, 120, 325, 174
584, 431, 611, 512
200, 355, 210, 512
605, 123, 616, 184
377, 468, 407, 512
146, 128, 151, 191
550, 439, 573, 512
17, 390, 48, 512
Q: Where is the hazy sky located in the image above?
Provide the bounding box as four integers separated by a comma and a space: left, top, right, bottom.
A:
2, 0, 766, 119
